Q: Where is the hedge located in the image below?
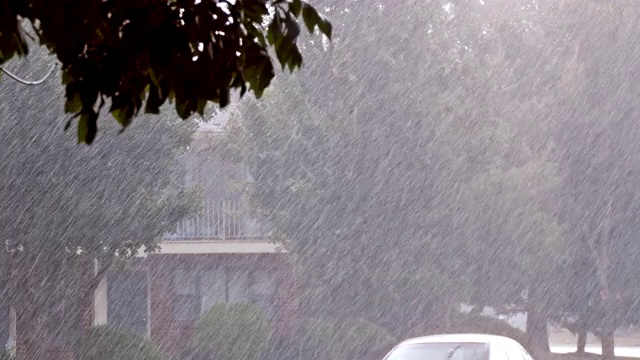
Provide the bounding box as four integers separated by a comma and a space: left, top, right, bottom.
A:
73, 325, 168, 360
190, 303, 271, 360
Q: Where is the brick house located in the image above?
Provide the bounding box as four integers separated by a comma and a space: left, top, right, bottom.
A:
1, 119, 296, 358
105, 121, 297, 356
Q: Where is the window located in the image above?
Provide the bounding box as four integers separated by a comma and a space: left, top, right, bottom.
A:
251, 271, 278, 319
173, 269, 199, 321
201, 269, 227, 314
229, 270, 250, 303
195, 268, 280, 321
200, 269, 278, 317
108, 271, 149, 336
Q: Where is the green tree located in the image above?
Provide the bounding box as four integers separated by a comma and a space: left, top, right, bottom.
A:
222, 2, 480, 335
443, 2, 577, 353
221, 0, 565, 343
537, 1, 640, 358
0, 0, 331, 143
286, 318, 396, 360
0, 48, 198, 359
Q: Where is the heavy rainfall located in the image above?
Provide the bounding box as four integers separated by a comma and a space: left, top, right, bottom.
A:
0, 0, 639, 359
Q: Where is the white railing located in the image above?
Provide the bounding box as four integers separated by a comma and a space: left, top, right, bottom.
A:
164, 199, 270, 240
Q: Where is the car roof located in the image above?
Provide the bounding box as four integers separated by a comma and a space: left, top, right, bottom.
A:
398, 333, 518, 346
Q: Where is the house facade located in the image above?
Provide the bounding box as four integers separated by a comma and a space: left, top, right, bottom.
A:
1, 120, 296, 358
106, 122, 297, 356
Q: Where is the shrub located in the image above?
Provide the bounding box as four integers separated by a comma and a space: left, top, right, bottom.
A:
289, 318, 396, 360
0, 351, 14, 360
333, 319, 397, 360
446, 313, 528, 348
191, 303, 271, 360
73, 325, 168, 360
291, 318, 339, 359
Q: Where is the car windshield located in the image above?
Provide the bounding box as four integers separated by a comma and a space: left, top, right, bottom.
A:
385, 342, 489, 360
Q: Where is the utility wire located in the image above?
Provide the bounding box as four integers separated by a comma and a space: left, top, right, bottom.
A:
0, 63, 56, 85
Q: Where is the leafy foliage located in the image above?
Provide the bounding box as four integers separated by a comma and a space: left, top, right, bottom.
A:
0, 0, 331, 143
220, 0, 564, 340
190, 303, 271, 360
534, 1, 640, 355
224, 0, 476, 335
189, 0, 640, 357
73, 325, 168, 360
0, 48, 198, 350
331, 319, 398, 360
0, 52, 198, 265
287, 318, 396, 360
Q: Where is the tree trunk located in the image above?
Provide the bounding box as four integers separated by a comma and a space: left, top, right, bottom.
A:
575, 309, 588, 354
593, 204, 615, 360
526, 282, 549, 356
601, 329, 615, 360
576, 329, 587, 354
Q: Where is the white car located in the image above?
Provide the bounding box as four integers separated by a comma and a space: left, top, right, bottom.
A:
383, 333, 534, 360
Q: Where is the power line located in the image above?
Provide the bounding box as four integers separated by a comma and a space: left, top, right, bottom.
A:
0, 63, 56, 85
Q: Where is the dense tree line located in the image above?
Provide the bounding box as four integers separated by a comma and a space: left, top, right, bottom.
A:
221, 1, 640, 359
0, 46, 198, 358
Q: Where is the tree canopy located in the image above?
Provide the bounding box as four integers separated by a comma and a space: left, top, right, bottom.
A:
0, 46, 198, 352
536, 1, 640, 356
220, 1, 640, 357
0, 0, 331, 143
219, 0, 565, 340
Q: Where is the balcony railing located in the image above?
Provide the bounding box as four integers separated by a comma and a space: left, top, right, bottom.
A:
165, 199, 271, 240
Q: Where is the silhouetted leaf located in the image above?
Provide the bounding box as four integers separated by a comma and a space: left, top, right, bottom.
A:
77, 110, 98, 144
196, 99, 207, 116
64, 94, 82, 113
0, 0, 331, 142
290, 0, 302, 17
301, 2, 331, 39
112, 107, 131, 128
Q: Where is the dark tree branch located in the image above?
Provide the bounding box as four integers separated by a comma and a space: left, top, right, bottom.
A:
0, 63, 56, 85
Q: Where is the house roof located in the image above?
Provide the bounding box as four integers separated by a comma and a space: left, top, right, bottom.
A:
141, 240, 287, 255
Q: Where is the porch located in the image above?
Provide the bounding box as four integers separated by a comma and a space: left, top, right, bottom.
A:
164, 198, 270, 241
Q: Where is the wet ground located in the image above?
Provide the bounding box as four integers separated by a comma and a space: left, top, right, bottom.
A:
550, 345, 640, 357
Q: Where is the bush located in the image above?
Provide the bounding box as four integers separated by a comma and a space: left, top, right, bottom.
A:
288, 318, 396, 360
446, 313, 528, 348
333, 319, 397, 360
0, 351, 14, 360
291, 318, 338, 359
190, 303, 271, 360
73, 325, 168, 360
